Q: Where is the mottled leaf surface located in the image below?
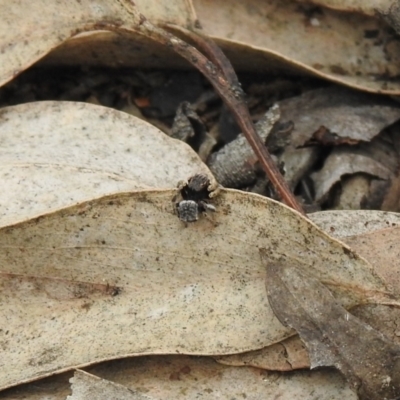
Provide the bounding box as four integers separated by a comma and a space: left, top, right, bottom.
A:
266, 262, 400, 399
0, 101, 211, 226
0, 190, 395, 389
67, 370, 155, 400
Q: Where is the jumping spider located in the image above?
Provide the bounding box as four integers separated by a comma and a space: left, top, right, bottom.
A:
175, 174, 219, 223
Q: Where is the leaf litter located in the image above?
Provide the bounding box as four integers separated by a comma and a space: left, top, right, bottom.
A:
218, 209, 400, 371
278, 86, 400, 148
2, 0, 400, 94
67, 370, 156, 400
265, 261, 400, 399
0, 101, 212, 226
193, 0, 400, 93
1, 0, 400, 397
0, 189, 397, 390
0, 356, 358, 400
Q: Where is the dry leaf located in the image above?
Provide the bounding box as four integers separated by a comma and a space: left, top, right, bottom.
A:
43, 2, 400, 94
266, 262, 400, 399
0, 0, 200, 86
314, 213, 400, 345
89, 356, 357, 400
311, 147, 392, 202
68, 370, 156, 400
0, 101, 211, 226
132, 0, 196, 26
309, 209, 400, 238
330, 174, 375, 210
326, 134, 399, 209
343, 226, 400, 295
278, 87, 400, 147
194, 0, 400, 93
301, 0, 391, 15
215, 335, 310, 371
277, 87, 400, 196
0, 189, 395, 390
43, 0, 198, 69
351, 303, 400, 344
0, 0, 135, 86
0, 356, 358, 400
314, 210, 400, 354
218, 209, 400, 371
2, 1, 400, 94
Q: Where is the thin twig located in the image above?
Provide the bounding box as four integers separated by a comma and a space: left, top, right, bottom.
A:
116, 10, 305, 214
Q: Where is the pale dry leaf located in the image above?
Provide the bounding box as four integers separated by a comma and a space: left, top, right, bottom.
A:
132, 0, 197, 26
332, 133, 400, 210
49, 0, 400, 94
44, 0, 198, 69
311, 210, 400, 345
225, 303, 400, 373
311, 148, 392, 202
278, 87, 400, 147
193, 0, 400, 94
265, 262, 400, 399
0, 190, 395, 389
298, 0, 391, 15
0, 356, 358, 400
67, 370, 156, 400
0, 0, 138, 86
218, 209, 400, 372
313, 212, 400, 351
43, 31, 191, 70
0, 101, 211, 226
331, 174, 373, 210
3, 1, 400, 94
344, 227, 400, 296
88, 356, 357, 400
215, 335, 310, 371
309, 209, 400, 238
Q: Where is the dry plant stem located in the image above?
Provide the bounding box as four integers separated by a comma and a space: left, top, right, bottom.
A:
170, 25, 239, 87
84, 10, 303, 213
161, 27, 304, 214
133, 19, 304, 215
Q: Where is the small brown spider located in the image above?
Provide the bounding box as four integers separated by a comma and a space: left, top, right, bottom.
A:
175, 174, 219, 223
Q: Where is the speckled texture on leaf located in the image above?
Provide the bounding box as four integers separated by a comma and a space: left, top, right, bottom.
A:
311, 149, 392, 202
0, 101, 211, 226
194, 0, 400, 94
266, 262, 400, 399
67, 370, 155, 400
278, 87, 400, 147
2, 0, 400, 94
310, 209, 400, 238
218, 209, 400, 371
0, 189, 396, 390
0, 0, 197, 86
0, 356, 358, 400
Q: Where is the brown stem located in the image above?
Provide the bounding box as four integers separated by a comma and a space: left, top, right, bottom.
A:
170, 25, 240, 88
117, 12, 304, 214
